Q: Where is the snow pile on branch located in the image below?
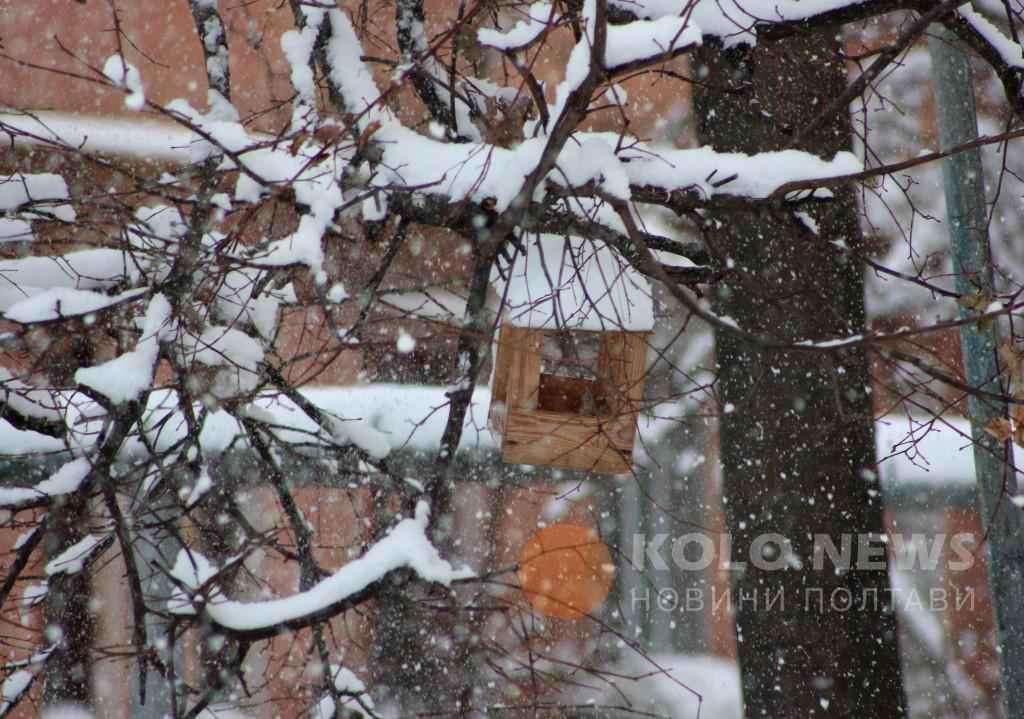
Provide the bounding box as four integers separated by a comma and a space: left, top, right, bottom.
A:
3, 287, 148, 325
0, 249, 129, 315
0, 369, 64, 425
312, 666, 374, 719
102, 54, 146, 111
174, 502, 472, 632
167, 548, 222, 615
0, 173, 75, 223
0, 671, 33, 716
325, 10, 396, 128
617, 142, 862, 198
181, 325, 265, 402
45, 534, 108, 576
160, 99, 343, 277
478, 2, 556, 51
0, 457, 91, 509
960, 7, 1024, 69
75, 294, 173, 404
0, 112, 195, 162
604, 16, 701, 70
552, 137, 631, 198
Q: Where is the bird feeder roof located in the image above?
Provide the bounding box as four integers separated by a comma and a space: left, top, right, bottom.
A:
491, 234, 654, 332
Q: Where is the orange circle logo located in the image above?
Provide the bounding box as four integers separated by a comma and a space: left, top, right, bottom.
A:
517, 523, 614, 620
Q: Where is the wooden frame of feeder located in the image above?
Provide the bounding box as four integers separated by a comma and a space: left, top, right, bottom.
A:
489, 325, 648, 474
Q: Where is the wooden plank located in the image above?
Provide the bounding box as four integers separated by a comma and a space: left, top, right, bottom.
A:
489, 325, 515, 434
489, 324, 517, 406
505, 329, 542, 411
494, 329, 648, 473
599, 332, 648, 452
502, 409, 632, 474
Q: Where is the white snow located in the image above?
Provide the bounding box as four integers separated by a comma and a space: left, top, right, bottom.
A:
876, 415, 999, 488
190, 502, 471, 631
0, 457, 91, 508
183, 325, 265, 401
961, 7, 1024, 70
540, 0, 597, 135
396, 330, 416, 354
3, 102, 861, 230
327, 282, 348, 303
576, 653, 741, 719
604, 17, 701, 70
280, 10, 323, 110
0, 112, 195, 162
167, 547, 222, 615
0, 383, 495, 464
0, 249, 132, 315
477, 3, 556, 51
45, 534, 106, 576
0, 173, 75, 222
102, 54, 146, 111
617, 142, 862, 199
186, 466, 214, 507
41, 707, 96, 719
325, 10, 396, 128
312, 665, 374, 719
0, 670, 33, 716
492, 233, 654, 331
794, 210, 819, 235
0, 218, 32, 241
0, 369, 65, 425
212, 268, 282, 342
0, 421, 67, 456
553, 138, 631, 199
2, 287, 148, 325
75, 294, 172, 404
13, 528, 37, 550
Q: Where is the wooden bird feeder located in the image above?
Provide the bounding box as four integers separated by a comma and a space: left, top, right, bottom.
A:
488, 235, 653, 474
489, 326, 648, 473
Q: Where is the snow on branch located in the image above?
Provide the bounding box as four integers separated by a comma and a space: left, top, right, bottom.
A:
604, 16, 702, 72
325, 9, 396, 128
74, 294, 173, 405
188, 0, 233, 108
171, 502, 472, 639
44, 533, 112, 576
0, 457, 91, 510
477, 2, 558, 52
3, 287, 148, 326
102, 54, 146, 111
0, 173, 75, 223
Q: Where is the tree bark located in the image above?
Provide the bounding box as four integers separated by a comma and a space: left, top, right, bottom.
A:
43, 493, 95, 708
692, 34, 907, 717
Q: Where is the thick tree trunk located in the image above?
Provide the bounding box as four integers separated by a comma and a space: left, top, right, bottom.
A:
692, 35, 907, 717
43, 494, 95, 708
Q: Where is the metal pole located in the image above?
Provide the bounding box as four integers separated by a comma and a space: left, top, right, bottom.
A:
929, 25, 1024, 716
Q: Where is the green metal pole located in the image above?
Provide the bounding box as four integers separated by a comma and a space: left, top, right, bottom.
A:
929, 25, 1024, 716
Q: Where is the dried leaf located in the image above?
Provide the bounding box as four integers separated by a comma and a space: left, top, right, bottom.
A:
357, 120, 382, 150
985, 416, 1013, 442
313, 124, 345, 146
1000, 342, 1024, 384
288, 131, 309, 156
957, 290, 992, 312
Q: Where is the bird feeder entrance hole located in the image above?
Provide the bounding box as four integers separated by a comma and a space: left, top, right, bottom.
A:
489, 325, 648, 474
